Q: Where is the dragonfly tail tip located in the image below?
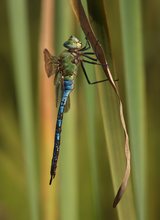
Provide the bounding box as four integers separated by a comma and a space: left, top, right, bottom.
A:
49, 176, 53, 185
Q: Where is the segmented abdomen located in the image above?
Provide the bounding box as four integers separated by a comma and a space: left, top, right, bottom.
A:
49, 80, 74, 184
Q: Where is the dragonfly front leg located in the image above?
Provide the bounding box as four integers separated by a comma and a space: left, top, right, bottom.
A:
80, 37, 91, 51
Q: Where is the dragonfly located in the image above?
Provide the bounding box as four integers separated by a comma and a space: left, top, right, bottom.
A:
44, 35, 111, 185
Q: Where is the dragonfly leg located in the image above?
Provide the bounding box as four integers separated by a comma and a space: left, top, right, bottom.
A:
83, 52, 95, 55
81, 62, 109, 84
83, 54, 97, 62
81, 62, 118, 84
81, 36, 100, 54
82, 59, 106, 66
82, 43, 119, 82
80, 38, 91, 51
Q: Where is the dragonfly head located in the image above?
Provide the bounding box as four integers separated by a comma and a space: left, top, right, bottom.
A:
63, 36, 82, 50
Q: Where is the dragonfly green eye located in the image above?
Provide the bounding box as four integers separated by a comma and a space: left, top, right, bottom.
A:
63, 35, 82, 49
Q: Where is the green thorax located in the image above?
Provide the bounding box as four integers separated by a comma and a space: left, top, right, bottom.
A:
59, 50, 78, 81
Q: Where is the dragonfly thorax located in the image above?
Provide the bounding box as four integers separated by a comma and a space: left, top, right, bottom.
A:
59, 50, 79, 80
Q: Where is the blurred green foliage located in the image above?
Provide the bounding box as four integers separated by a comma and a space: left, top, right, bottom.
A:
0, 0, 160, 220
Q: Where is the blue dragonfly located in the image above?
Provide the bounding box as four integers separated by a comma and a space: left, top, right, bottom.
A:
44, 36, 111, 184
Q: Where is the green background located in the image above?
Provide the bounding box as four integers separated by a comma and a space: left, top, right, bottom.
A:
0, 0, 160, 219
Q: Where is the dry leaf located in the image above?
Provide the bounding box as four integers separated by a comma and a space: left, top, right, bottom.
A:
71, 0, 131, 208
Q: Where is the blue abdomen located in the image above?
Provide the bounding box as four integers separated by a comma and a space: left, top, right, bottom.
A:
49, 80, 74, 184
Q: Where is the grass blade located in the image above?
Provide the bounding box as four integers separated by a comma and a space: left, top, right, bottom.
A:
7, 1, 39, 219
39, 0, 57, 219
119, 0, 146, 219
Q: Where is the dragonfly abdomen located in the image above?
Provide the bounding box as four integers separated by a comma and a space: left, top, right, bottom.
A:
50, 80, 74, 184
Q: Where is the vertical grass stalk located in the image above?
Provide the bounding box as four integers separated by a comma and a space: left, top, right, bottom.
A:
7, 1, 39, 220
119, 0, 146, 219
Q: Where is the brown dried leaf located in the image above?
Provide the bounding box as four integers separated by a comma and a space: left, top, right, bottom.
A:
71, 0, 131, 208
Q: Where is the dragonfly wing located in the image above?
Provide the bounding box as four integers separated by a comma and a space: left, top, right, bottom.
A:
54, 72, 62, 108
55, 81, 62, 108
64, 95, 70, 112
43, 48, 59, 77
55, 77, 70, 112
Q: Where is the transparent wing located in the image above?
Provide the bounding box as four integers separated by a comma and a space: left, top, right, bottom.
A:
64, 96, 70, 112
43, 48, 59, 77
55, 81, 62, 108
44, 49, 71, 112
54, 72, 62, 108
55, 75, 70, 112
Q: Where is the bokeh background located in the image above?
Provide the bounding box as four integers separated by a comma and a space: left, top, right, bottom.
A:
0, 0, 160, 220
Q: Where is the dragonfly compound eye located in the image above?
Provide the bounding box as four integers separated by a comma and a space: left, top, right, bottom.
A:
63, 36, 82, 49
